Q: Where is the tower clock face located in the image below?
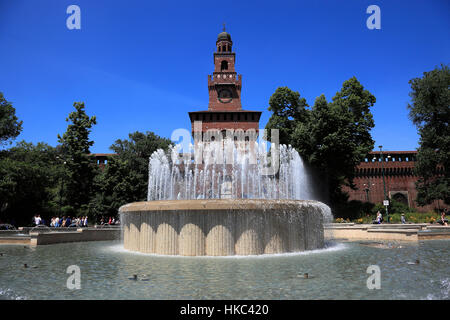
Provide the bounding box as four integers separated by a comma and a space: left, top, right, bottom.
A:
218, 88, 232, 103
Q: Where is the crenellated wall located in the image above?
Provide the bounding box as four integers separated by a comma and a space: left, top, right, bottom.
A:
343, 151, 445, 212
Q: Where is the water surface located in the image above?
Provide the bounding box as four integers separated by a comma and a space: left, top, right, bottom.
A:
0, 240, 449, 300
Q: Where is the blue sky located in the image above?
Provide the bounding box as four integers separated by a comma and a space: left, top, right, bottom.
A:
0, 0, 449, 153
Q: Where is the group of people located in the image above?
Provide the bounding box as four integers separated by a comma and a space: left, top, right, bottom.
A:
49, 216, 88, 228
31, 214, 120, 227
372, 211, 407, 224
99, 216, 119, 225
371, 208, 448, 225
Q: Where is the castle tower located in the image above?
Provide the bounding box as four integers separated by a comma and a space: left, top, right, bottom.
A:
188, 27, 262, 142
209, 28, 241, 111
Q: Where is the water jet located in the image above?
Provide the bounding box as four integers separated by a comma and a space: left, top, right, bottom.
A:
119, 143, 332, 256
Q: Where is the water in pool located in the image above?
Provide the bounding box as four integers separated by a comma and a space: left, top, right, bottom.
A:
0, 240, 449, 300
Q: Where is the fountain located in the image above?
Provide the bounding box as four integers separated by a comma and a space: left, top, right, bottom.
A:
118, 30, 332, 256
119, 139, 332, 256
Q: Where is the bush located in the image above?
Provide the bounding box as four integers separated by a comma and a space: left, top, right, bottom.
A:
335, 200, 375, 220
349, 211, 441, 224
371, 202, 385, 214
389, 199, 416, 214
333, 199, 442, 224
61, 205, 76, 217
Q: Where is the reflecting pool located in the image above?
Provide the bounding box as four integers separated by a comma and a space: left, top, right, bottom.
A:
0, 240, 449, 300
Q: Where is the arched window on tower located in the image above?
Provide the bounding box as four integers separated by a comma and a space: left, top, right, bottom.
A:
221, 60, 228, 71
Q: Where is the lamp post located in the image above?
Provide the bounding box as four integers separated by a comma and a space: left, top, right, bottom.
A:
56, 156, 67, 215
379, 145, 389, 223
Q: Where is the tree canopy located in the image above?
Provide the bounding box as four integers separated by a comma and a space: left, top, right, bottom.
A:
0, 142, 61, 225
407, 64, 450, 205
265, 87, 309, 144
0, 92, 23, 146
89, 131, 172, 218
266, 77, 376, 210
57, 102, 98, 212
0, 93, 173, 224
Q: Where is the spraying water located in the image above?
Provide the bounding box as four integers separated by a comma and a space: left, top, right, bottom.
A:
119, 139, 334, 256
148, 139, 315, 202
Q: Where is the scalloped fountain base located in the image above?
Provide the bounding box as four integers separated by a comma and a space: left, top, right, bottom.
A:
119, 199, 326, 256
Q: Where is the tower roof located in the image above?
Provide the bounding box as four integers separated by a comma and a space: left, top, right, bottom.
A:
217, 31, 231, 42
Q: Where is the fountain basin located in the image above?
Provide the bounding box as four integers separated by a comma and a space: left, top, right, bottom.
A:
119, 199, 326, 256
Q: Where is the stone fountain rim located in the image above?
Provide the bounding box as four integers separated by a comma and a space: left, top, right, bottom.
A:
119, 199, 325, 212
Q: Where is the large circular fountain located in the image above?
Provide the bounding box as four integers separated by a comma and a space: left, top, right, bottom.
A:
119, 141, 332, 256
120, 199, 326, 256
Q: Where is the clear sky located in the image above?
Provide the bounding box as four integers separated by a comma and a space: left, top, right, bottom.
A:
0, 0, 449, 153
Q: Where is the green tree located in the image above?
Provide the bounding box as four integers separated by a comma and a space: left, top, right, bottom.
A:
325, 77, 375, 203
0, 92, 23, 146
265, 87, 309, 144
267, 77, 376, 211
90, 131, 172, 219
407, 64, 450, 205
388, 199, 415, 215
57, 102, 98, 213
0, 142, 61, 225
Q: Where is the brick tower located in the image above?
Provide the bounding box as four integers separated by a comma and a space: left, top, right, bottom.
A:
188, 27, 262, 142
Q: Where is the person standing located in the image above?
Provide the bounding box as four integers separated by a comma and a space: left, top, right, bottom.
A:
66, 216, 72, 227
401, 214, 406, 224
376, 211, 382, 224
440, 209, 448, 226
